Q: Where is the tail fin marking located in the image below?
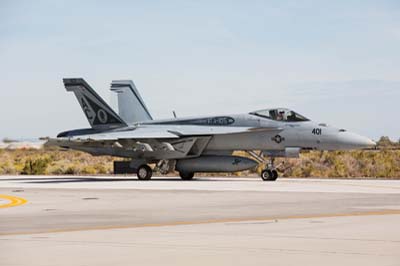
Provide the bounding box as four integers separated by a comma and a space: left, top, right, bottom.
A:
64, 78, 127, 129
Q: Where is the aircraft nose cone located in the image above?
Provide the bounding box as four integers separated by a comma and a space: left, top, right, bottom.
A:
339, 132, 376, 149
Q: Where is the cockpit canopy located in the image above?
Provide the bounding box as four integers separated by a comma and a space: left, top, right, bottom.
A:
250, 108, 310, 122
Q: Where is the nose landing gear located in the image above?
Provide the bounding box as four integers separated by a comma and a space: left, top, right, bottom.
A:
261, 169, 278, 181
246, 151, 281, 181
261, 158, 279, 181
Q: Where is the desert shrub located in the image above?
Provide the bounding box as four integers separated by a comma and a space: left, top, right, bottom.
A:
95, 163, 110, 174
0, 161, 17, 175
63, 166, 78, 175
81, 165, 98, 175
21, 157, 51, 175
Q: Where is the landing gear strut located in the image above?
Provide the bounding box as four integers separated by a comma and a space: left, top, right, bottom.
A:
137, 165, 153, 180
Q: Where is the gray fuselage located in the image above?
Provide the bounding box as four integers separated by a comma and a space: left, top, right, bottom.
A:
142, 112, 375, 152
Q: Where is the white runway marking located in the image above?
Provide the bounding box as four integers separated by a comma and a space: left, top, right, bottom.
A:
1, 176, 400, 194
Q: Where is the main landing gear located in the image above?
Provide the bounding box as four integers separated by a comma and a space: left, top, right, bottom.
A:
136, 162, 196, 181
134, 161, 196, 181
137, 165, 153, 180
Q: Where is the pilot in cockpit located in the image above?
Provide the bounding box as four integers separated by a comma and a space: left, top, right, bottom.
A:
276, 111, 285, 121
251, 109, 310, 122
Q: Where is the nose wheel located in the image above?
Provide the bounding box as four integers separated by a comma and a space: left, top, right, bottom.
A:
261, 169, 278, 181
261, 157, 279, 181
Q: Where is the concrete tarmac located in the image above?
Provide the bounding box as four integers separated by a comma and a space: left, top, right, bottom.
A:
1, 176, 400, 266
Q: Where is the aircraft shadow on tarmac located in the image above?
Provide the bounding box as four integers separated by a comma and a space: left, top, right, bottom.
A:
0, 177, 241, 184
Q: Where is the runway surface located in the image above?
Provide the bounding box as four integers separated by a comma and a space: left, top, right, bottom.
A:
1, 176, 400, 266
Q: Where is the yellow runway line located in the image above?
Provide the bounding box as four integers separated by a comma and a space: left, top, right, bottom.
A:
0, 194, 28, 209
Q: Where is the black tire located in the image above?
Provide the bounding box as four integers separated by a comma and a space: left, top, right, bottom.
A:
271, 170, 279, 181
179, 172, 194, 180
137, 165, 152, 180
261, 170, 272, 181
261, 169, 277, 181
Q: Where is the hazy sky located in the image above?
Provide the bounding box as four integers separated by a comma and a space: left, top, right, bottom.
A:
1, 0, 399, 141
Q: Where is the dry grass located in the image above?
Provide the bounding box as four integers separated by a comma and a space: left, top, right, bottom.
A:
0, 148, 114, 175
0, 136, 399, 178
276, 150, 400, 179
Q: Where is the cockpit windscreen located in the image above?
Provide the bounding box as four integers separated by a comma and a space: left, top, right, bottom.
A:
250, 109, 309, 122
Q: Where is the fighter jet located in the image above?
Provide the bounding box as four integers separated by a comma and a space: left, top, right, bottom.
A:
46, 78, 376, 181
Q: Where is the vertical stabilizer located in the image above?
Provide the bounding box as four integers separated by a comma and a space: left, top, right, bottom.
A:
110, 80, 153, 124
64, 78, 127, 129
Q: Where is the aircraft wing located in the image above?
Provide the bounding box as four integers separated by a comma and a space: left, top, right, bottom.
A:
45, 125, 282, 160
53, 125, 282, 141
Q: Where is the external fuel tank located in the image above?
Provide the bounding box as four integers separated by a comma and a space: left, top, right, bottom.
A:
175, 155, 258, 173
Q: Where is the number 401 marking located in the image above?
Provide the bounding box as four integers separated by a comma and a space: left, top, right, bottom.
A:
312, 128, 322, 135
